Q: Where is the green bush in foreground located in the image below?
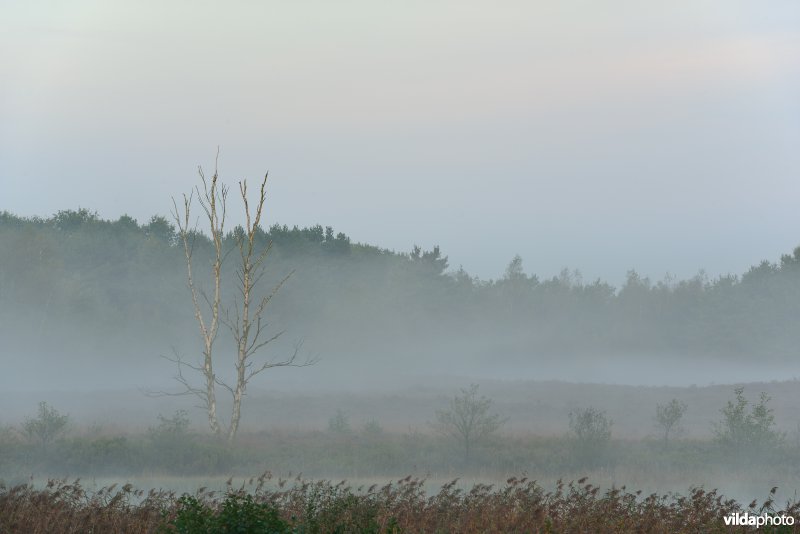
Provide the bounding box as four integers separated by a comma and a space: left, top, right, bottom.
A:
163, 493, 288, 534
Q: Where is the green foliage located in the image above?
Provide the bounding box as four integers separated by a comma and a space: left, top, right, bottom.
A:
0, 424, 22, 472
568, 407, 612, 468
144, 215, 176, 243
149, 410, 192, 458
59, 436, 138, 475
714, 387, 784, 455
655, 399, 687, 443
164, 492, 288, 534
286, 478, 388, 533
409, 244, 448, 276
9, 474, 796, 534
146, 411, 232, 474
4, 207, 800, 367
217, 493, 287, 533
163, 495, 215, 533
151, 410, 191, 437
51, 208, 99, 232
569, 407, 612, 443
2, 416, 799, 480
362, 419, 384, 438
22, 402, 69, 453
327, 410, 352, 435
434, 384, 506, 463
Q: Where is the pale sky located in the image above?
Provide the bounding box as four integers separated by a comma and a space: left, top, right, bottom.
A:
2, 1, 799, 284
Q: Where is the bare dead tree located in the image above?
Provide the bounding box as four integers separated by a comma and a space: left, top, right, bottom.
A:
163, 160, 228, 436
154, 159, 314, 442
218, 174, 315, 441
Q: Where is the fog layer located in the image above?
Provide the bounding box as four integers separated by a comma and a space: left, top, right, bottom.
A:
2, 209, 799, 393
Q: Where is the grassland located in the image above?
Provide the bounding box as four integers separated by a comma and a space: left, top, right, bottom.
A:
3, 379, 800, 531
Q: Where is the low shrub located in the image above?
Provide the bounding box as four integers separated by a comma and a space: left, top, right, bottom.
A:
163, 492, 288, 534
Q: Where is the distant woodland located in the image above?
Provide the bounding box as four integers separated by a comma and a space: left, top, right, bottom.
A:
2, 208, 799, 369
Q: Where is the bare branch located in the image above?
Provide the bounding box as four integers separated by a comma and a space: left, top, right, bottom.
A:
245, 341, 318, 383
145, 350, 210, 403
214, 376, 235, 396
247, 328, 283, 356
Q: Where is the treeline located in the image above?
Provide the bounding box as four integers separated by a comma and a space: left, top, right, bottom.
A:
1, 208, 800, 367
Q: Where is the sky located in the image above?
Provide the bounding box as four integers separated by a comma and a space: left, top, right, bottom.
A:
2, 1, 800, 284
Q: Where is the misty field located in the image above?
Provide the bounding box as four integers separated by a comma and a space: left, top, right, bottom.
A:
4, 196, 800, 533
3, 381, 800, 531
6, 0, 800, 529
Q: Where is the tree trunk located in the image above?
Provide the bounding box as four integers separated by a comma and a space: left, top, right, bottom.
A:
204, 348, 220, 435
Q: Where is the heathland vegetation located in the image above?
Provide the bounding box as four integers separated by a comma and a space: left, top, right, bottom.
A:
3, 474, 796, 533
3, 207, 800, 530
3, 384, 800, 531
1, 384, 793, 480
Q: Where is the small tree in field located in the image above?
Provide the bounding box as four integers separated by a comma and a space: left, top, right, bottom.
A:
22, 401, 69, 453
569, 407, 612, 444
434, 384, 506, 463
569, 407, 612, 468
655, 399, 687, 444
327, 409, 352, 435
714, 386, 783, 455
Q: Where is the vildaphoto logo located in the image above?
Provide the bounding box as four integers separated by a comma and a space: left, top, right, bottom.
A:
723, 512, 795, 528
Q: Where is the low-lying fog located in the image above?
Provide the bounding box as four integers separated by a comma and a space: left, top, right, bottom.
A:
3, 212, 800, 505
5, 347, 800, 399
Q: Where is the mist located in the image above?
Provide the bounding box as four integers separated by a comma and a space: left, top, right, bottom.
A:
3, 2, 800, 528
3, 209, 800, 504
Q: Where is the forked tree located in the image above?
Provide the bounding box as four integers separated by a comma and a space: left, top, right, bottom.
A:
654, 398, 687, 444
434, 384, 506, 463
162, 158, 314, 441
